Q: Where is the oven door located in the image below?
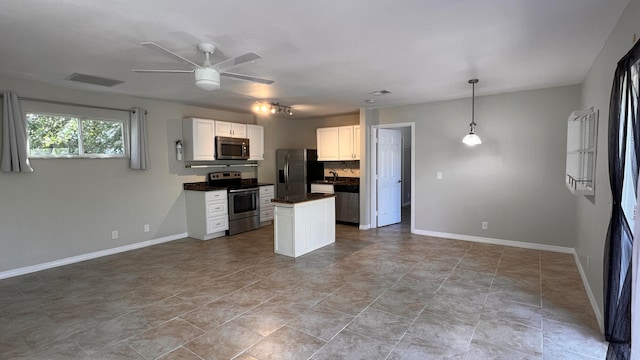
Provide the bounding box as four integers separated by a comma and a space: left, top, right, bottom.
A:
228, 188, 259, 220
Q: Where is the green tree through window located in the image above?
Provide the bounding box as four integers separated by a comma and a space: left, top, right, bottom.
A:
27, 113, 125, 157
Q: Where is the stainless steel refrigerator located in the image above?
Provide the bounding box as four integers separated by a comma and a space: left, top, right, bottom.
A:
276, 149, 324, 197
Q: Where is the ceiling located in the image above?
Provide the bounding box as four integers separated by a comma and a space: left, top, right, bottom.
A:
0, 0, 629, 119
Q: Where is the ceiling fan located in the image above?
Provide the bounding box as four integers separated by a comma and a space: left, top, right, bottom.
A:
133, 42, 274, 91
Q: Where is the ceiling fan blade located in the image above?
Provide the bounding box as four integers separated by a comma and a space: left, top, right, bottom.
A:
212, 52, 261, 71
140, 42, 200, 69
132, 69, 195, 73
221, 72, 274, 85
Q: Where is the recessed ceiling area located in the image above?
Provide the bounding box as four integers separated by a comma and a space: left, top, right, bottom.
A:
0, 0, 630, 118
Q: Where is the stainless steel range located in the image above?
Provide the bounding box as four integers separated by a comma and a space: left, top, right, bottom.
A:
207, 171, 260, 235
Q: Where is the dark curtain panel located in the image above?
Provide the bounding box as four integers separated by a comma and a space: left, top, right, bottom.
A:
604, 39, 640, 360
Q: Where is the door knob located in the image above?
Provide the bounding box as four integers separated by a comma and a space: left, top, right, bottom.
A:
397, 179, 402, 183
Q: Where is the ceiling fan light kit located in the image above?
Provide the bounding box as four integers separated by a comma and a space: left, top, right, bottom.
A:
195, 68, 220, 91
462, 78, 482, 146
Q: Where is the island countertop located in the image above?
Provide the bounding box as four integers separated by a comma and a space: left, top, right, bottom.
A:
271, 193, 336, 204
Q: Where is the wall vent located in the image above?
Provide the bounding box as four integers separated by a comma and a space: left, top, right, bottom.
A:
65, 73, 124, 87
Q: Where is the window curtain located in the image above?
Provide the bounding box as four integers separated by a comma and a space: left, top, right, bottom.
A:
605, 39, 640, 360
129, 107, 149, 170
1, 91, 33, 173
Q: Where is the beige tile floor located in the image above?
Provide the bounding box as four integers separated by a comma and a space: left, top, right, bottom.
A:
0, 215, 607, 359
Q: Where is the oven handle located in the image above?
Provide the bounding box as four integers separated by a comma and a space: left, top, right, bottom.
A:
228, 187, 259, 193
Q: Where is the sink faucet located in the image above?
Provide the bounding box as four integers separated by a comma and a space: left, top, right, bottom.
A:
329, 169, 338, 182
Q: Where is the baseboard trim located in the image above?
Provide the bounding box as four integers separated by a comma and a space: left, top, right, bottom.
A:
359, 224, 371, 230
0, 233, 188, 280
572, 251, 604, 334
413, 229, 574, 253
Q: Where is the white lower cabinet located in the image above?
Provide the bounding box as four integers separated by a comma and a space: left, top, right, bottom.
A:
259, 185, 275, 225
185, 190, 228, 240
273, 196, 335, 257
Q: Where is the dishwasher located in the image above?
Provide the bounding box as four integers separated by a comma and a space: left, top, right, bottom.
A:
334, 184, 359, 224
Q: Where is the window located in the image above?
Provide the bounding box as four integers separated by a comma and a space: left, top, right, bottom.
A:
26, 113, 126, 158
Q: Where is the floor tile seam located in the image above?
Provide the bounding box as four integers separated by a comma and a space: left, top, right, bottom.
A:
478, 307, 543, 330
470, 338, 543, 359
123, 341, 147, 359
477, 312, 546, 332
382, 295, 455, 358
484, 297, 543, 310
20, 315, 100, 353
540, 316, 601, 333
539, 342, 603, 360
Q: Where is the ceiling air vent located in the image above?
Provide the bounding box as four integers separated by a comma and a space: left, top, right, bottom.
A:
368, 89, 392, 96
65, 73, 124, 87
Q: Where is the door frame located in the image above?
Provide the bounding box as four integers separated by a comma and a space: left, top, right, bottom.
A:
369, 122, 415, 232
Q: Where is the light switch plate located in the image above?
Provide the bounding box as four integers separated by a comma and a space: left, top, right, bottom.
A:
436, 171, 443, 180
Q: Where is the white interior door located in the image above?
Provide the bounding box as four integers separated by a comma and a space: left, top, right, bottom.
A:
377, 128, 402, 226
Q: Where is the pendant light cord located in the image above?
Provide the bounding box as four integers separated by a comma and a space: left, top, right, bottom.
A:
469, 79, 478, 130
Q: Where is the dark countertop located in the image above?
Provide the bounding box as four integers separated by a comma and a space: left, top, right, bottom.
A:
271, 193, 336, 204
311, 177, 360, 186
183, 181, 274, 192
183, 182, 227, 191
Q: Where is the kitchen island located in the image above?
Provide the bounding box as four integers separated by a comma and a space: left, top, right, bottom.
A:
271, 193, 336, 258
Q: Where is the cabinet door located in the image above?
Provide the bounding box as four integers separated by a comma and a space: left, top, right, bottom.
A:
215, 121, 247, 138
338, 126, 355, 160
232, 123, 247, 138
183, 118, 215, 161
247, 124, 264, 160
353, 125, 360, 160
317, 127, 340, 161
215, 121, 232, 137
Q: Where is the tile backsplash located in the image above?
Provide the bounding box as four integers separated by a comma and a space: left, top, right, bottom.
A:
323, 161, 360, 178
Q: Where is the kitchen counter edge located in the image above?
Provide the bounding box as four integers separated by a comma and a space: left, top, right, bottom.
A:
271, 193, 336, 204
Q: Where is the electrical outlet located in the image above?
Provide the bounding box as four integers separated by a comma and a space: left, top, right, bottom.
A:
144, 224, 150, 233
111, 230, 119, 239
436, 171, 443, 180
481, 221, 488, 230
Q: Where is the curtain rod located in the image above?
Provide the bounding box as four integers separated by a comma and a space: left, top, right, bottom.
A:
0, 94, 131, 113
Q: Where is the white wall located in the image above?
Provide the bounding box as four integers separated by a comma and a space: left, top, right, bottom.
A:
577, 0, 640, 316
376, 85, 580, 247
0, 76, 254, 273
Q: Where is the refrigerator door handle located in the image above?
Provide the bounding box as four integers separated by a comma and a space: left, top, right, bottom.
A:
285, 153, 290, 193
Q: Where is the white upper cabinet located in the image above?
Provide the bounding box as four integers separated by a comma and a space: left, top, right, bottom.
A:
317, 127, 340, 161
215, 121, 247, 138
353, 125, 360, 160
247, 124, 264, 160
317, 125, 360, 161
182, 118, 215, 161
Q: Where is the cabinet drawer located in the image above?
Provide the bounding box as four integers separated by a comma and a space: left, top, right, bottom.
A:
259, 185, 274, 196
205, 190, 227, 202
206, 200, 228, 217
206, 215, 228, 234
260, 208, 274, 221
260, 196, 274, 207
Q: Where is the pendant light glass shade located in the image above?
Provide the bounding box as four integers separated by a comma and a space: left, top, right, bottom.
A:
462, 79, 481, 146
462, 132, 482, 145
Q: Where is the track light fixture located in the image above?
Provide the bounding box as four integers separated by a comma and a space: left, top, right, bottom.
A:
253, 102, 293, 116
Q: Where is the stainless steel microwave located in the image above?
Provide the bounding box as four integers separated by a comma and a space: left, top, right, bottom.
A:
215, 136, 250, 160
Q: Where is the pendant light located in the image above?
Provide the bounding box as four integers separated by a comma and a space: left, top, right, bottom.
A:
462, 79, 482, 146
